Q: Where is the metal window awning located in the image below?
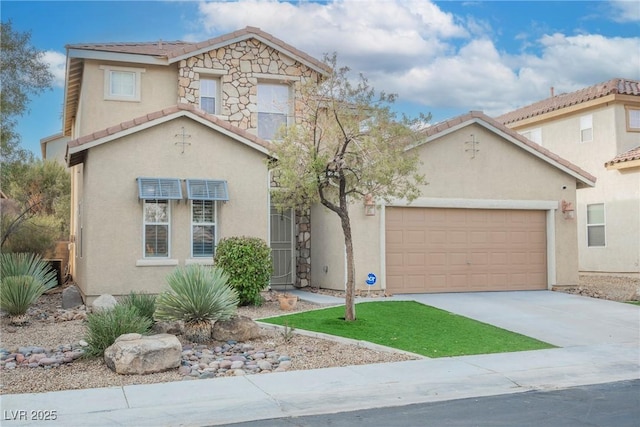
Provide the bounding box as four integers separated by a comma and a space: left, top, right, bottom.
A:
186, 179, 229, 201
137, 177, 183, 200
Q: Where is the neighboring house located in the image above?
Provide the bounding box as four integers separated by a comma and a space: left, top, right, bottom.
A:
312, 112, 596, 294
496, 79, 640, 277
59, 27, 329, 303
40, 133, 69, 165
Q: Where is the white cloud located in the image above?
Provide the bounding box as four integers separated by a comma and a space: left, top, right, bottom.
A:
609, 0, 640, 22
43, 50, 66, 88
191, 0, 639, 120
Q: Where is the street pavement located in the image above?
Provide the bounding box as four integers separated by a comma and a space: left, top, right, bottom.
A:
1, 290, 638, 426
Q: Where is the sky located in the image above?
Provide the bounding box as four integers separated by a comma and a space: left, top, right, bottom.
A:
2, 0, 639, 157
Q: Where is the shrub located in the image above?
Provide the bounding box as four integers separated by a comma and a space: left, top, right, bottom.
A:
214, 236, 272, 306
84, 304, 153, 358
0, 275, 47, 325
0, 252, 58, 290
119, 291, 156, 323
0, 252, 58, 325
155, 264, 239, 343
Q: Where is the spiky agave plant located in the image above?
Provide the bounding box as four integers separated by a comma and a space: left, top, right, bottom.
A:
0, 253, 58, 325
155, 265, 239, 343
0, 275, 47, 325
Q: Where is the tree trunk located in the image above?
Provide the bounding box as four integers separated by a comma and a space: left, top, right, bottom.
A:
341, 210, 356, 321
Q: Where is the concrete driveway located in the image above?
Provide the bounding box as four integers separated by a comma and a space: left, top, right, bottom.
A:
390, 290, 640, 347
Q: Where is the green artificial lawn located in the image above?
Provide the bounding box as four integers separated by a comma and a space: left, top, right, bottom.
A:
260, 301, 555, 358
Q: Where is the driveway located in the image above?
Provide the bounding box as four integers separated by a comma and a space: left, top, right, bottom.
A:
390, 290, 640, 347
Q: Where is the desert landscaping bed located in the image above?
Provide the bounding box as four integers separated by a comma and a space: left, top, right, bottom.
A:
1, 275, 638, 395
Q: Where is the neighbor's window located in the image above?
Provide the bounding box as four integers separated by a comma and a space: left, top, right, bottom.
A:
521, 128, 542, 145
587, 203, 605, 247
200, 78, 218, 114
626, 107, 640, 132
258, 83, 289, 140
100, 65, 145, 101
580, 114, 593, 143
192, 200, 216, 257
144, 200, 170, 257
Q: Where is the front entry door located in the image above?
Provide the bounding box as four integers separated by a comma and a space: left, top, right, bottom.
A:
270, 204, 294, 286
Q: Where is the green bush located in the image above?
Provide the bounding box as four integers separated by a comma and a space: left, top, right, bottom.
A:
119, 291, 156, 323
155, 264, 239, 343
0, 252, 58, 290
0, 252, 57, 324
84, 304, 153, 358
214, 236, 272, 306
0, 275, 47, 324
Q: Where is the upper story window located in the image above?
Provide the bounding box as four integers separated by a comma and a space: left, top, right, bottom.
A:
586, 203, 605, 247
521, 128, 542, 145
200, 78, 218, 114
100, 65, 145, 102
580, 114, 593, 143
626, 106, 640, 132
258, 83, 290, 140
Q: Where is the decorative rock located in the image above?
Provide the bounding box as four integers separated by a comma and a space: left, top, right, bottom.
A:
152, 320, 184, 335
62, 285, 84, 309
104, 334, 182, 375
92, 294, 117, 312
212, 316, 262, 341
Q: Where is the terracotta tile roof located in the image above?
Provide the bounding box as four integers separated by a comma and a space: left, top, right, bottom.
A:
422, 111, 596, 186
497, 78, 640, 125
605, 146, 640, 167
66, 40, 192, 57
67, 103, 274, 165
66, 26, 330, 73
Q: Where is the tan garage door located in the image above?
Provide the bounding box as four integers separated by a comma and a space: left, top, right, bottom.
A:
385, 207, 547, 293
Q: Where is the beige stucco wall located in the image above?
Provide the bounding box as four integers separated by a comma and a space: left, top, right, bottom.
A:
513, 102, 640, 274
75, 60, 179, 138
73, 116, 270, 303
312, 122, 582, 292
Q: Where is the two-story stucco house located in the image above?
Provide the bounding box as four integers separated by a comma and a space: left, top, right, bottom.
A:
57, 26, 597, 303
62, 27, 329, 303
496, 79, 640, 277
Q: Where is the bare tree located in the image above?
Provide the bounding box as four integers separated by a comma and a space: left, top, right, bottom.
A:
271, 54, 429, 321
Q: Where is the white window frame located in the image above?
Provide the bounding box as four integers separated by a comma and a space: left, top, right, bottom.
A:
586, 203, 606, 248
191, 200, 217, 258
100, 65, 145, 101
257, 82, 290, 140
199, 77, 219, 115
580, 114, 593, 143
626, 106, 640, 132
143, 200, 171, 258
521, 128, 542, 145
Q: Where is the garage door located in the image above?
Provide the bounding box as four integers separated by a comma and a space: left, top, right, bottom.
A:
385, 207, 547, 293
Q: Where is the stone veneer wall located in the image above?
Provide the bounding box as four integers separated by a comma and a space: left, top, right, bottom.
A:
177, 38, 317, 132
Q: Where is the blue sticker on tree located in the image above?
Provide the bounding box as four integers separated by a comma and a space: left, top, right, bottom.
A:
366, 273, 377, 286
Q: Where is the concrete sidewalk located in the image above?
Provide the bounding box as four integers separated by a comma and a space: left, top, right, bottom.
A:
1, 291, 638, 427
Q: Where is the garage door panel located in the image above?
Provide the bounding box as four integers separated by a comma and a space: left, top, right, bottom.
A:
386, 207, 547, 293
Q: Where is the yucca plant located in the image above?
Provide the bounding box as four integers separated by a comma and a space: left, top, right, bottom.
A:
0, 252, 58, 290
155, 265, 239, 343
119, 291, 156, 323
0, 253, 58, 325
0, 275, 47, 325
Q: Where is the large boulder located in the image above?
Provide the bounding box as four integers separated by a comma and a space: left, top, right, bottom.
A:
62, 285, 83, 309
92, 294, 117, 312
104, 333, 181, 375
212, 315, 262, 341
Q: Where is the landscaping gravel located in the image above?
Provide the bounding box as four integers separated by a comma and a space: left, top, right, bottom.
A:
2, 275, 637, 395
0, 289, 415, 395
